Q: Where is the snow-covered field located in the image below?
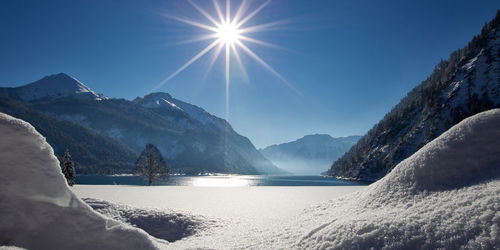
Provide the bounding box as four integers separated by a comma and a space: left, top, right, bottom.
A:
1, 109, 500, 249
74, 185, 363, 247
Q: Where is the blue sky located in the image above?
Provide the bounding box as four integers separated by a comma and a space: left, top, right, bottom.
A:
1, 0, 499, 148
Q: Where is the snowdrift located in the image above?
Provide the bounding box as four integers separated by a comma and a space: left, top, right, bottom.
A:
84, 198, 218, 242
296, 109, 500, 249
0, 113, 157, 250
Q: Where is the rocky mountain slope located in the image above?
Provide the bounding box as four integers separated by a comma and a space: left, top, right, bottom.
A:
328, 10, 500, 181
0, 74, 284, 175
260, 134, 360, 175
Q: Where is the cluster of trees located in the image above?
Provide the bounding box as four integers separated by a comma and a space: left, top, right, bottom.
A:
57, 144, 169, 186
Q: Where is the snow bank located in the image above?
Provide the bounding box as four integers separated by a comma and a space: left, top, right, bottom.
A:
295, 109, 500, 249
0, 113, 157, 250
84, 198, 218, 242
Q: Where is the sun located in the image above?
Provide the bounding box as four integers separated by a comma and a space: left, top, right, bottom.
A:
217, 22, 241, 45
153, 0, 296, 119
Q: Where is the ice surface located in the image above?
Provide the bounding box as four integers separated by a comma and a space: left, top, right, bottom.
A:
0, 112, 157, 250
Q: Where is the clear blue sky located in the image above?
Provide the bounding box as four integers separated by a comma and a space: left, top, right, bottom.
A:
1, 0, 499, 148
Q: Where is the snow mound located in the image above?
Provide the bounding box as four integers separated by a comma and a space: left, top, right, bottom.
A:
0, 112, 157, 250
296, 109, 500, 249
84, 198, 218, 242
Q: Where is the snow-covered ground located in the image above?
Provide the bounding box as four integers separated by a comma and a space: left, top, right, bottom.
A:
1, 109, 500, 249
74, 185, 363, 247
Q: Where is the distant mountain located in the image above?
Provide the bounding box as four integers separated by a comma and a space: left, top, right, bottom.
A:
260, 134, 360, 175
0, 73, 285, 175
0, 73, 107, 101
328, 10, 500, 181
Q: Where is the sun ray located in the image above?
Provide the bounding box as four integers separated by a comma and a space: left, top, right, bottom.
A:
212, 0, 225, 24
231, 43, 249, 82
188, 0, 220, 27
239, 18, 291, 33
226, 0, 230, 24
152, 39, 220, 92
235, 0, 271, 28
225, 42, 230, 120
203, 42, 224, 80
162, 14, 218, 32
238, 35, 282, 49
232, 0, 247, 25
176, 34, 219, 45
236, 40, 299, 94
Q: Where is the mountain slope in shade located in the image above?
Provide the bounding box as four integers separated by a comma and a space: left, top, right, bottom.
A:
0, 73, 107, 101
328, 10, 500, 181
0, 93, 138, 174
260, 134, 360, 175
0, 76, 284, 175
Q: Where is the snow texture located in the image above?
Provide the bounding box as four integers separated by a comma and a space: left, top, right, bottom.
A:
84, 198, 218, 242
0, 112, 157, 250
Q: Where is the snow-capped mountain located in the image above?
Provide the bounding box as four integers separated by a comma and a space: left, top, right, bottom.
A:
135, 92, 227, 130
0, 73, 107, 101
260, 134, 360, 175
328, 10, 500, 181
0, 75, 284, 175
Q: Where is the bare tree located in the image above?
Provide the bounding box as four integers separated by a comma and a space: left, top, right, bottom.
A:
134, 144, 168, 185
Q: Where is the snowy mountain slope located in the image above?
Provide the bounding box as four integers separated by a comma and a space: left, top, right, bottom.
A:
135, 92, 227, 130
328, 10, 500, 181
0, 75, 283, 175
0, 112, 158, 250
294, 109, 500, 249
260, 134, 360, 175
0, 73, 107, 101
0, 93, 137, 174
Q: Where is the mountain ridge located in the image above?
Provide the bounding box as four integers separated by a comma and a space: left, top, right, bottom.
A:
0, 74, 285, 175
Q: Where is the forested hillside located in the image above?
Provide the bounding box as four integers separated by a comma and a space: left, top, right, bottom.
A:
328, 10, 500, 180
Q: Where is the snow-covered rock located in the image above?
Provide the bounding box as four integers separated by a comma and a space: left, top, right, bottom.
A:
295, 109, 500, 249
0, 73, 107, 101
0, 112, 156, 250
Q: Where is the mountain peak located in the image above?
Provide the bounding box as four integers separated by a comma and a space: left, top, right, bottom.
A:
0, 73, 107, 101
138, 92, 181, 111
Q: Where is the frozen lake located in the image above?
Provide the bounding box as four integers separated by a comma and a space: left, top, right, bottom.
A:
75, 174, 369, 186
73, 184, 366, 248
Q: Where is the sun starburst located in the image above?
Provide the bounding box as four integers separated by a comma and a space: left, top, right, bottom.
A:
152, 0, 294, 119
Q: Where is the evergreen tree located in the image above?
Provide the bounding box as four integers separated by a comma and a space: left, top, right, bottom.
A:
134, 144, 169, 185
60, 149, 76, 186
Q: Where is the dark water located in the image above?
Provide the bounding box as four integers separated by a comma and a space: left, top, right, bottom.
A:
76, 175, 369, 187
